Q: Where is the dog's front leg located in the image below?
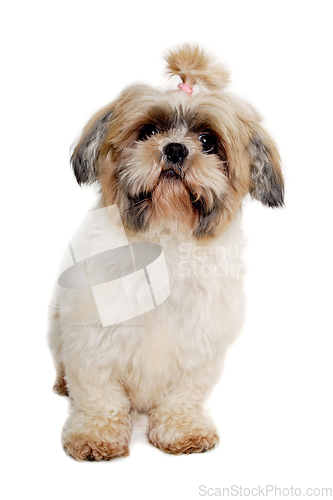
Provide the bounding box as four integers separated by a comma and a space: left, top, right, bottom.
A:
148, 389, 219, 455
61, 361, 131, 461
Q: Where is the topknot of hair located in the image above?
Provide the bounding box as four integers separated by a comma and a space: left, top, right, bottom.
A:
165, 44, 230, 91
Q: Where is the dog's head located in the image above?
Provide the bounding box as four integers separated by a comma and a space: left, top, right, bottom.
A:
71, 45, 284, 239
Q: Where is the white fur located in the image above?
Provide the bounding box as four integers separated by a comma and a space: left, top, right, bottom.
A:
49, 199, 246, 457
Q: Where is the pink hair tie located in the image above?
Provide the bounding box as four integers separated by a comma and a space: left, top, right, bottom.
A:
177, 82, 193, 95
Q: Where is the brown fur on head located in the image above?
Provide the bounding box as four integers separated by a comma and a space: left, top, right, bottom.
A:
71, 44, 284, 239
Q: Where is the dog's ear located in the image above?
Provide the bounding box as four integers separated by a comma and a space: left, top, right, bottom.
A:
71, 106, 113, 185
248, 125, 284, 207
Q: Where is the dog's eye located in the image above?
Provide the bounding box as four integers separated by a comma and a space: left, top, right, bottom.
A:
137, 125, 160, 141
199, 133, 217, 154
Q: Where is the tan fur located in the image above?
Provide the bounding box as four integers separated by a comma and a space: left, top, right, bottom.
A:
63, 434, 129, 461
149, 407, 219, 454
53, 369, 68, 396
96, 86, 273, 238
165, 43, 230, 90
62, 413, 131, 461
152, 176, 197, 229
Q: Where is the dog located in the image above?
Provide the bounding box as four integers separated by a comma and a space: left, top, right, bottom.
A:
48, 44, 284, 461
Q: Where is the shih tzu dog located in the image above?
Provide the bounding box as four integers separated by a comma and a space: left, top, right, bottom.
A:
49, 45, 284, 461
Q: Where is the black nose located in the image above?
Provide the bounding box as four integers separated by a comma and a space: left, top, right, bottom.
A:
164, 143, 188, 164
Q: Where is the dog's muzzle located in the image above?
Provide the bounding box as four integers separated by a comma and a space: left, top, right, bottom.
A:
162, 143, 188, 178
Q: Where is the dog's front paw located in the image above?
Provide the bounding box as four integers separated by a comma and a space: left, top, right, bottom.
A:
63, 433, 129, 461
149, 410, 219, 455
62, 412, 131, 461
150, 430, 219, 455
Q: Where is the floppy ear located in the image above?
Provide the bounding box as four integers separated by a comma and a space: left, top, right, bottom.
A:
70, 106, 113, 185
248, 126, 284, 207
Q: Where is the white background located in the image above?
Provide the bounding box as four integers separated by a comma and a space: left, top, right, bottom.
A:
1, 1, 332, 498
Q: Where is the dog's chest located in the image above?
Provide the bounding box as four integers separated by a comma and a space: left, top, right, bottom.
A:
123, 235, 243, 362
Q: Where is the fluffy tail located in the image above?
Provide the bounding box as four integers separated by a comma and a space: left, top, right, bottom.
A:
165, 44, 230, 91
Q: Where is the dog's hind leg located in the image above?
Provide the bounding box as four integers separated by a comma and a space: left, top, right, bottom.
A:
48, 291, 68, 396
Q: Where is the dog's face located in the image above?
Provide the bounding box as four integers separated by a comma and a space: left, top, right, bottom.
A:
71, 47, 284, 239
